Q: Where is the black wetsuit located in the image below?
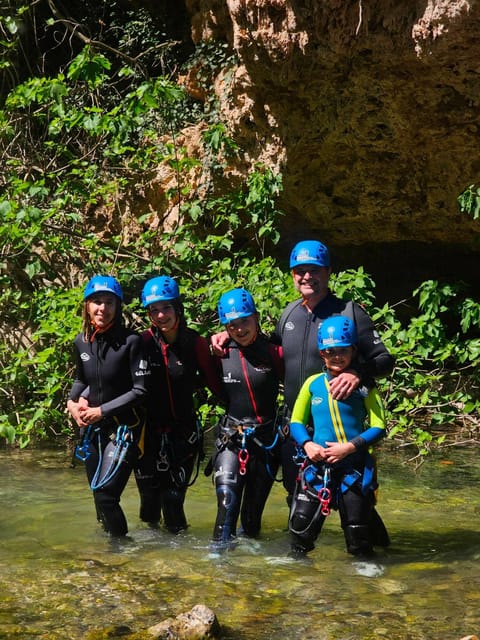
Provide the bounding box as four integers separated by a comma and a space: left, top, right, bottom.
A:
212, 334, 283, 544
69, 325, 149, 536
136, 325, 222, 533
271, 292, 394, 500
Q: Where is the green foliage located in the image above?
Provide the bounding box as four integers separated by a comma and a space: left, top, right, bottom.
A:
458, 184, 480, 219
330, 267, 376, 312
185, 39, 237, 92
0, 28, 479, 460
183, 39, 238, 117
0, 287, 81, 447
376, 280, 480, 456
0, 42, 288, 444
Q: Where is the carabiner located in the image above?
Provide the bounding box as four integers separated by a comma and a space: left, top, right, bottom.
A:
318, 486, 331, 516
74, 443, 90, 461
74, 425, 92, 462
238, 448, 249, 476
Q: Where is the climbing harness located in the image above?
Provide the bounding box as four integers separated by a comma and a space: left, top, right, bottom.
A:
156, 433, 171, 473
185, 418, 204, 487
90, 425, 132, 490
238, 425, 254, 475
215, 416, 282, 479
249, 424, 284, 481
289, 461, 331, 537
155, 417, 204, 488
318, 466, 332, 516
301, 462, 333, 516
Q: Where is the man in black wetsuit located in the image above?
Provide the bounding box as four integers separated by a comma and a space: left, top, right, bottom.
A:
271, 240, 394, 504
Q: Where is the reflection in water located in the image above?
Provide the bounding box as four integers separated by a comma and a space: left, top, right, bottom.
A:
0, 445, 479, 639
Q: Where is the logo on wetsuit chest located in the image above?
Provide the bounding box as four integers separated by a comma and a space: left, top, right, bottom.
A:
311, 396, 323, 406
135, 359, 151, 376
80, 352, 90, 361
253, 365, 272, 373
223, 372, 241, 384
285, 321, 295, 331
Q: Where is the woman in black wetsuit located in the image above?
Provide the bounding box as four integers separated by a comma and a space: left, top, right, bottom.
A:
135, 275, 222, 533
67, 275, 149, 536
210, 288, 284, 549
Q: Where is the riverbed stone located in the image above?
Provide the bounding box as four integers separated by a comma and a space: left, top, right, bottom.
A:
147, 604, 220, 639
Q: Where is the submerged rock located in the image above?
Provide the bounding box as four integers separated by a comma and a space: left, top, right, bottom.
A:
147, 604, 220, 639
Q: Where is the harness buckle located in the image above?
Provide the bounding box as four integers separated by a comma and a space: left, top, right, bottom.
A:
187, 430, 198, 445
156, 453, 170, 472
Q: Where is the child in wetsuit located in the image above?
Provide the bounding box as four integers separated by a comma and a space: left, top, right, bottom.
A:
288, 315, 389, 556
210, 288, 283, 550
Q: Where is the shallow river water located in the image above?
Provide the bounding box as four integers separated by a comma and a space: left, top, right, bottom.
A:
0, 443, 479, 639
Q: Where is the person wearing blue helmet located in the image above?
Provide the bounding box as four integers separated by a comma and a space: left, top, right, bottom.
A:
135, 275, 222, 533
210, 241, 394, 513
67, 275, 150, 537
288, 316, 389, 557
208, 288, 284, 550
272, 239, 394, 507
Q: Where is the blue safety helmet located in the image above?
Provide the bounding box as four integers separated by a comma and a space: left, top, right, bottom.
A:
290, 240, 330, 269
317, 316, 357, 350
217, 288, 256, 325
141, 276, 180, 308
84, 275, 123, 301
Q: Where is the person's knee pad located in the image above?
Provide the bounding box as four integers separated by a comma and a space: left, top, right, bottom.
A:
213, 485, 239, 541
288, 492, 317, 533
216, 485, 238, 513
288, 494, 320, 553
343, 524, 373, 555
289, 510, 314, 537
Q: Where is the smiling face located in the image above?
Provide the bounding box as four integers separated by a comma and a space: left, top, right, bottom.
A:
292, 265, 331, 304
87, 293, 117, 329
320, 346, 355, 375
148, 300, 178, 336
225, 314, 259, 347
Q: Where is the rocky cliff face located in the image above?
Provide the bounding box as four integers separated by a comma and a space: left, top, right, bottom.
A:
181, 1, 480, 291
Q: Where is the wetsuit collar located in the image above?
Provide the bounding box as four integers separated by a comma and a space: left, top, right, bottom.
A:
89, 321, 114, 342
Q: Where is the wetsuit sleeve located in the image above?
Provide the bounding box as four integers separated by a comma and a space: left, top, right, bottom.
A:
350, 387, 386, 449
194, 334, 224, 399
100, 333, 149, 418
68, 341, 88, 401
289, 375, 316, 445
352, 303, 395, 382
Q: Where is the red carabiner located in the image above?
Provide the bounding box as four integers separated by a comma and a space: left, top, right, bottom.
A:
238, 449, 249, 475
318, 487, 331, 516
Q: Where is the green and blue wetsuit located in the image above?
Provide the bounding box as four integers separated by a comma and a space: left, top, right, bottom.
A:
288, 372, 387, 556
